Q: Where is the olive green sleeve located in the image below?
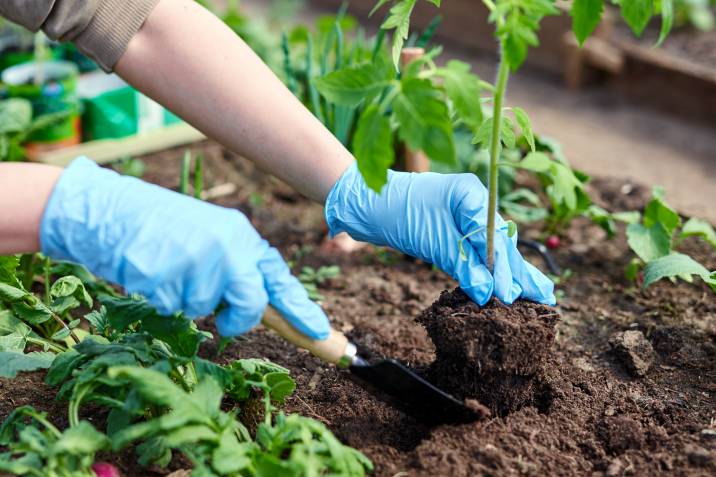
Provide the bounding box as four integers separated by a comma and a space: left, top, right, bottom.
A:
0, 0, 160, 72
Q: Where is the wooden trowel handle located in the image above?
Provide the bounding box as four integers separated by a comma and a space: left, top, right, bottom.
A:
262, 307, 357, 368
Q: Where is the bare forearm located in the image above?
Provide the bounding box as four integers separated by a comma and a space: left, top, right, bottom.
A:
0, 164, 63, 254
115, 0, 353, 203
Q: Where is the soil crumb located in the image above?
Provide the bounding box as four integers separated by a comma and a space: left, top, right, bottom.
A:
416, 288, 559, 415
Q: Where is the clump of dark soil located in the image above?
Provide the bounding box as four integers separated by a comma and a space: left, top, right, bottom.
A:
417, 289, 559, 415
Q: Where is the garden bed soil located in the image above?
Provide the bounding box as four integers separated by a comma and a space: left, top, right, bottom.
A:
1, 141, 714, 476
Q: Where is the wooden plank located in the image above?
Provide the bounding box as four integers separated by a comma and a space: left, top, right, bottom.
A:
36, 122, 206, 167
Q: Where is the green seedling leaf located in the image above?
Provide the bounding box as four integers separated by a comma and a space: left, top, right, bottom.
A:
621, 0, 654, 36
570, 0, 604, 45
643, 190, 680, 236
627, 223, 671, 262
0, 256, 21, 289
394, 78, 455, 164
84, 306, 109, 335
382, 0, 418, 68
0, 351, 54, 378
642, 252, 711, 288
501, 116, 516, 149
435, 60, 483, 130
512, 107, 535, 152
353, 104, 395, 192
624, 257, 642, 282
0, 310, 33, 352
104, 296, 203, 358
51, 276, 93, 308
471, 117, 493, 147
314, 63, 392, 107
680, 217, 716, 250
506, 220, 518, 238
54, 421, 110, 455
657, 0, 673, 45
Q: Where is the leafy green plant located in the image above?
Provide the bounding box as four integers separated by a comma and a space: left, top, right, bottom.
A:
372, 0, 673, 270
673, 0, 714, 31
180, 150, 204, 199
626, 187, 716, 291
298, 265, 341, 301
0, 98, 71, 162
0, 406, 108, 477
105, 366, 372, 476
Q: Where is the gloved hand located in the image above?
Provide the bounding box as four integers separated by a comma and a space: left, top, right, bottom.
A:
40, 157, 330, 339
325, 163, 555, 306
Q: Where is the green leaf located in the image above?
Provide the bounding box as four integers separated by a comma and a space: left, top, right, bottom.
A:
512, 107, 535, 152
54, 421, 109, 455
0, 351, 54, 378
680, 218, 716, 250
621, 0, 654, 36
643, 193, 680, 237
104, 296, 202, 357
266, 372, 296, 402
501, 116, 516, 149
394, 78, 455, 164
382, 0, 418, 68
642, 252, 711, 288
314, 63, 391, 107
657, 0, 673, 45
0, 310, 33, 352
0, 99, 32, 135
471, 118, 493, 147
517, 151, 552, 172
0, 256, 21, 288
107, 366, 184, 408
353, 104, 395, 192
506, 220, 518, 238
436, 60, 483, 130
627, 223, 671, 262
51, 276, 92, 308
570, 0, 604, 45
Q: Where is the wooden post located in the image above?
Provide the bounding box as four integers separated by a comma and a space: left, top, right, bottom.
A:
400, 47, 431, 173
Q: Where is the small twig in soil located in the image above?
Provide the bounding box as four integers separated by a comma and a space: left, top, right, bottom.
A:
294, 395, 331, 426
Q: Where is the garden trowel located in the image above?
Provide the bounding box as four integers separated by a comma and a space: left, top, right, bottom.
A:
262, 307, 480, 424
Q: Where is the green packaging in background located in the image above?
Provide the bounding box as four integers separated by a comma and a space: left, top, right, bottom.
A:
78, 71, 181, 141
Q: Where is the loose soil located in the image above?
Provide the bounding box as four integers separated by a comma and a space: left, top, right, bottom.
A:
1, 141, 714, 476
417, 291, 558, 415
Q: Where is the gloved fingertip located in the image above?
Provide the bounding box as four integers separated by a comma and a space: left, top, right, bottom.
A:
215, 306, 263, 337
275, 301, 331, 341
461, 283, 493, 306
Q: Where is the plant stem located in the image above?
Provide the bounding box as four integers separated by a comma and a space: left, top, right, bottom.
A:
486, 43, 510, 272
43, 256, 51, 304
26, 336, 65, 353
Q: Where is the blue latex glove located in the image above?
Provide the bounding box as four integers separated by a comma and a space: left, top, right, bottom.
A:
325, 164, 556, 306
40, 157, 330, 339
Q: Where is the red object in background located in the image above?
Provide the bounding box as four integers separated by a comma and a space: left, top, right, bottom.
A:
545, 235, 561, 250
92, 462, 121, 477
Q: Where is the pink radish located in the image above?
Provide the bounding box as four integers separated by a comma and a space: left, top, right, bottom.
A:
92, 462, 121, 477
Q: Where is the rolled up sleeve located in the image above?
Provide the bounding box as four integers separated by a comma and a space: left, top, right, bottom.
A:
0, 0, 160, 72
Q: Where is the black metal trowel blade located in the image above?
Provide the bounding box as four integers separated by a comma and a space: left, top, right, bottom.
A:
349, 357, 481, 424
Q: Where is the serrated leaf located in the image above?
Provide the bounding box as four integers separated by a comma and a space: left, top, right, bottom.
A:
0, 351, 54, 378
501, 116, 516, 149
104, 296, 202, 358
313, 63, 391, 107
621, 0, 654, 36
382, 0, 418, 68
627, 223, 671, 262
0, 310, 32, 352
680, 218, 716, 250
570, 0, 604, 45
512, 107, 535, 152
436, 60, 482, 130
642, 252, 710, 288
353, 104, 394, 192
0, 256, 21, 289
471, 118, 493, 147
517, 151, 552, 172
394, 78, 455, 164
